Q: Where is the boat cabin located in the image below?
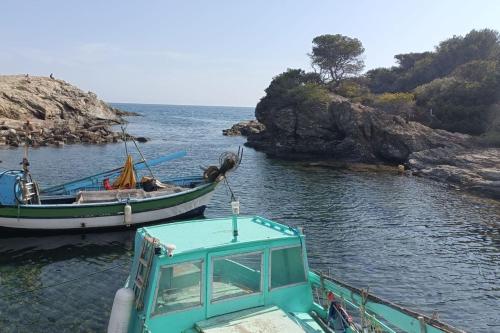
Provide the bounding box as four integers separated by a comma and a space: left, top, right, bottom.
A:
125, 216, 323, 333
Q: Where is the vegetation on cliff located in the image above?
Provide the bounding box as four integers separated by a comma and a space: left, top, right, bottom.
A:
256, 29, 500, 144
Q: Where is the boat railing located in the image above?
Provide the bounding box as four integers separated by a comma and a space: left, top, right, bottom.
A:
308, 271, 465, 333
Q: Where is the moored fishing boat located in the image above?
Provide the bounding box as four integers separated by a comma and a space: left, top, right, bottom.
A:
0, 150, 242, 232
107, 206, 465, 333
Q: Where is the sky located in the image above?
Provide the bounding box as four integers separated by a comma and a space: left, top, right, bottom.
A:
1, 0, 500, 107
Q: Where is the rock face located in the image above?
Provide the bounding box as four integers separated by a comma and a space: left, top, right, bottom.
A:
410, 147, 500, 199
0, 75, 137, 146
222, 120, 265, 136
245, 93, 499, 199
248, 94, 471, 162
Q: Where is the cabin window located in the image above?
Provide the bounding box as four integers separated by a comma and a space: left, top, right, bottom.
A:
270, 246, 306, 289
152, 260, 203, 315
211, 252, 262, 302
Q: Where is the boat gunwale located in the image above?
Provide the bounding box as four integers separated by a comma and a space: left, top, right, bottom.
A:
310, 271, 466, 333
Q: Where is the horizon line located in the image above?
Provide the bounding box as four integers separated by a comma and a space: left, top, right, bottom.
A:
108, 101, 256, 109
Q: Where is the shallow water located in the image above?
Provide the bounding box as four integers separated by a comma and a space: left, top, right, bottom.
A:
0, 104, 498, 332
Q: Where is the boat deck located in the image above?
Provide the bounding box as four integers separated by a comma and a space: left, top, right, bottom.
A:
193, 306, 324, 333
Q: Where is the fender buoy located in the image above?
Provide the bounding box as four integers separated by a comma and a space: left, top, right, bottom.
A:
107, 287, 134, 333
124, 203, 132, 225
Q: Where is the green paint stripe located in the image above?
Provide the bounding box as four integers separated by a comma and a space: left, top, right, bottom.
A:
0, 183, 217, 219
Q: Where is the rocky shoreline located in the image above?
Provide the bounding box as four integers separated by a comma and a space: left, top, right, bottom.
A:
0, 75, 143, 147
225, 95, 500, 200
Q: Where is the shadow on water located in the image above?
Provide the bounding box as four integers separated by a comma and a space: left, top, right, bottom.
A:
0, 104, 499, 332
0, 230, 135, 332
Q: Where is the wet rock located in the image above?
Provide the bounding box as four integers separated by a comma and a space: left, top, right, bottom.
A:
409, 147, 500, 199
135, 136, 148, 143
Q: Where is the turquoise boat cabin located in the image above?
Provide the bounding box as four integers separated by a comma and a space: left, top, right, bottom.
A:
108, 215, 464, 333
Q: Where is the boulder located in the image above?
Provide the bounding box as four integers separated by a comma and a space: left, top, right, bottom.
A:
223, 120, 265, 136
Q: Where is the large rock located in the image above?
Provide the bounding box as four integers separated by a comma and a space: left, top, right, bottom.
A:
223, 120, 265, 136
0, 75, 121, 122
248, 94, 471, 163
0, 75, 137, 147
409, 147, 500, 199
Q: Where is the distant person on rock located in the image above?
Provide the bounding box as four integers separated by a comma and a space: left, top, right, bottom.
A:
50, 73, 54, 79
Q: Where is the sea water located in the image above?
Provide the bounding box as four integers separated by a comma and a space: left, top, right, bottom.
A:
0, 104, 498, 332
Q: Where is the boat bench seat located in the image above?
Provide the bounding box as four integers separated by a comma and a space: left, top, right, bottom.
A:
194, 306, 324, 333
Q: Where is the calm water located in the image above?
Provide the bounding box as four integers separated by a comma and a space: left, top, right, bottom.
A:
0, 104, 499, 332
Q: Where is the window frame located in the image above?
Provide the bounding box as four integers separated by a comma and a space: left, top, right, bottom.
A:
268, 245, 307, 291
150, 259, 205, 318
210, 250, 264, 304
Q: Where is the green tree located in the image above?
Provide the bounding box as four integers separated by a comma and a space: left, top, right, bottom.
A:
309, 34, 365, 90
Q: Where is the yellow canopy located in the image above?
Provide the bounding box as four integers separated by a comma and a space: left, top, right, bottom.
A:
112, 155, 137, 189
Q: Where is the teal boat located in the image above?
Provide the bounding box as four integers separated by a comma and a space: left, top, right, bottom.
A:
108, 211, 464, 333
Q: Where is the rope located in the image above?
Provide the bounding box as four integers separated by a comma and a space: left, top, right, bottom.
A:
0, 262, 129, 300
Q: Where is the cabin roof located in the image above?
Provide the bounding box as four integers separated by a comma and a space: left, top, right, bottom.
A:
141, 216, 300, 254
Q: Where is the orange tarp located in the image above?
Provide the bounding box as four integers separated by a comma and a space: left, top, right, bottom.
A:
112, 155, 137, 189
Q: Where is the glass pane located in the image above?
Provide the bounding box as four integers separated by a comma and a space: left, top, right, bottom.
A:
212, 252, 262, 301
271, 246, 306, 289
153, 261, 202, 315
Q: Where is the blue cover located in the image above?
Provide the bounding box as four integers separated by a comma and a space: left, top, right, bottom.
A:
0, 170, 23, 206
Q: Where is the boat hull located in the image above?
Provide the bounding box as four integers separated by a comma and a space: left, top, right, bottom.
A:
0, 182, 216, 231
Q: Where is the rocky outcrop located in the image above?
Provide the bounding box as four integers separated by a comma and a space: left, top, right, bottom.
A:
248, 94, 471, 162
245, 93, 499, 199
0, 75, 140, 146
409, 147, 500, 199
222, 120, 265, 136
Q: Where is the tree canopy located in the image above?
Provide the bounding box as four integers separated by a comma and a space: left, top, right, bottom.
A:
309, 34, 365, 89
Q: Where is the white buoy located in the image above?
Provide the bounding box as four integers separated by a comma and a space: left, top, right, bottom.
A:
107, 287, 134, 333
124, 203, 132, 225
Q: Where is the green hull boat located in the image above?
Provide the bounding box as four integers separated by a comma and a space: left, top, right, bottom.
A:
108, 215, 464, 333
